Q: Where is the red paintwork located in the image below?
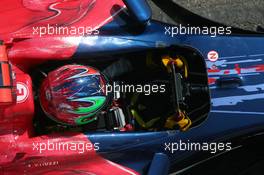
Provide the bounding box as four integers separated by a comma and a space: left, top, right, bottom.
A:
0, 45, 15, 104
234, 64, 241, 74
0, 1, 140, 174
223, 70, 230, 74
0, 0, 124, 40
0, 0, 125, 71
207, 69, 220, 73
1, 132, 139, 175
208, 78, 217, 85
0, 65, 35, 137
208, 63, 264, 85
8, 37, 80, 70
250, 64, 264, 72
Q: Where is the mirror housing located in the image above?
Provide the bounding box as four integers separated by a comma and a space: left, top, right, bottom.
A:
122, 0, 152, 25
147, 153, 169, 175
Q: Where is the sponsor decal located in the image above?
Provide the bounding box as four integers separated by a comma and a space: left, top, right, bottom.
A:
208, 50, 219, 62
17, 82, 29, 103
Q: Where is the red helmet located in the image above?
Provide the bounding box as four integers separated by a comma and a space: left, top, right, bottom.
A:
39, 64, 109, 125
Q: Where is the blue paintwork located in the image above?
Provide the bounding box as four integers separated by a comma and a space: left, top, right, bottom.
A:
147, 153, 170, 175
123, 0, 152, 24
76, 17, 264, 173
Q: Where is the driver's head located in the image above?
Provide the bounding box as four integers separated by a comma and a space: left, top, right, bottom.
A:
39, 64, 109, 125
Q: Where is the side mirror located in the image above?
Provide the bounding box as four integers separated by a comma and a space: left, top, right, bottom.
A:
147, 153, 169, 175
122, 0, 152, 25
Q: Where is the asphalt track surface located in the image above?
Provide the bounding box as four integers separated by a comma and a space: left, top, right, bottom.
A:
149, 0, 264, 33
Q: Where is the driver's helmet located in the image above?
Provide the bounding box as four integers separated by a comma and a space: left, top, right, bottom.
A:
39, 64, 109, 125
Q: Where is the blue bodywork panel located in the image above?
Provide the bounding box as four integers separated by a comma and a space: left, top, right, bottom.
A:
75, 18, 264, 173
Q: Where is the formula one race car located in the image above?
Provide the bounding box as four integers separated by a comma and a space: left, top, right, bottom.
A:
0, 0, 263, 174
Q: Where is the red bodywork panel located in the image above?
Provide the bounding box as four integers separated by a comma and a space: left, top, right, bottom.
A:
0, 1, 139, 174
0, 0, 124, 39
1, 132, 138, 175
0, 0, 126, 70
